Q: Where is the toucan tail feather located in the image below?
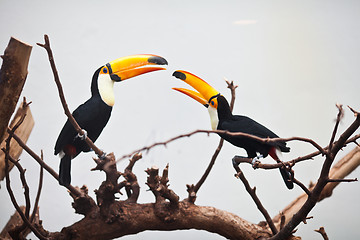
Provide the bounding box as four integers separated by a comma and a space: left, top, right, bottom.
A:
59, 155, 71, 187
269, 147, 294, 189
279, 168, 294, 189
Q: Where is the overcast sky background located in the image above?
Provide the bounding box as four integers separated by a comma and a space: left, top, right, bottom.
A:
1, 1, 359, 239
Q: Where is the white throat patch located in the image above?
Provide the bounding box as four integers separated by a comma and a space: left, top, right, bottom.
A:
207, 106, 219, 130
98, 74, 115, 106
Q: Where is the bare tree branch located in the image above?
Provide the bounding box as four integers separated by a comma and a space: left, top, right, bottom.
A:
273, 146, 360, 230
329, 104, 344, 152
315, 227, 329, 240
292, 177, 311, 196
271, 107, 360, 240
233, 165, 278, 235
146, 165, 179, 206
31, 150, 44, 224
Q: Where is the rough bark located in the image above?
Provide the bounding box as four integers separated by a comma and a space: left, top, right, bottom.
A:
0, 37, 32, 144
49, 201, 272, 240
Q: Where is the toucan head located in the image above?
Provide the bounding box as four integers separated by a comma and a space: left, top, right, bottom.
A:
172, 70, 229, 130
93, 54, 167, 106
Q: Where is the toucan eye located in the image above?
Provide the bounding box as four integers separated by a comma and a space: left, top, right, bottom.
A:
211, 101, 214, 106
103, 68, 108, 74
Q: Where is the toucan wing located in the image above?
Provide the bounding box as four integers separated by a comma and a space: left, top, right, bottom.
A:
219, 115, 290, 152
54, 101, 93, 155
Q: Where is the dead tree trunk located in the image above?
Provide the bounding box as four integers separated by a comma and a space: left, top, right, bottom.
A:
0, 37, 32, 144
0, 99, 34, 180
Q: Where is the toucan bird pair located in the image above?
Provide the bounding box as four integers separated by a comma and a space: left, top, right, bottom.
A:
54, 55, 293, 189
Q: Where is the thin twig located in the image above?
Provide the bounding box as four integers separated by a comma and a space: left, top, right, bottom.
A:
289, 132, 360, 164
292, 177, 311, 195
225, 78, 238, 110
31, 150, 44, 223
7, 157, 31, 221
117, 116, 360, 169
329, 104, 344, 152
327, 178, 357, 183
315, 227, 329, 240
117, 129, 330, 164
193, 139, 224, 194
233, 165, 278, 235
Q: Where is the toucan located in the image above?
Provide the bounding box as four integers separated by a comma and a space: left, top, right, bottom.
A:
172, 70, 293, 189
54, 54, 167, 186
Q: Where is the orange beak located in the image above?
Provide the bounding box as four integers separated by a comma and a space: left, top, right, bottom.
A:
100, 54, 168, 81
172, 70, 220, 109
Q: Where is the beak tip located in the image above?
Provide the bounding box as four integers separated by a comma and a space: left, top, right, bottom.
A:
148, 56, 168, 65
172, 71, 186, 80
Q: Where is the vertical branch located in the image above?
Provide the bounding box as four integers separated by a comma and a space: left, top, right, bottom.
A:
328, 104, 343, 152
225, 79, 238, 111
31, 151, 44, 223
233, 165, 278, 235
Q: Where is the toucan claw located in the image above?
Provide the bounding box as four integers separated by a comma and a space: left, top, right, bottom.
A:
77, 129, 88, 140
99, 151, 107, 160
251, 155, 263, 169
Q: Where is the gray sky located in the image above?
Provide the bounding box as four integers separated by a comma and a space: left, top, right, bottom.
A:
1, 1, 359, 239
